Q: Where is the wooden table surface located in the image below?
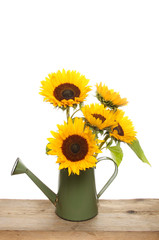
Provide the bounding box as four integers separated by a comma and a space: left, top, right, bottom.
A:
0, 199, 159, 240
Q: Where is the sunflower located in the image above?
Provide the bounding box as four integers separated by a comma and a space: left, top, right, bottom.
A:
39, 69, 91, 108
81, 103, 117, 130
47, 117, 101, 175
110, 110, 136, 143
96, 83, 128, 109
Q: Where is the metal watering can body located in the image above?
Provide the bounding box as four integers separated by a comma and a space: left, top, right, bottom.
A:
56, 167, 97, 221
11, 158, 117, 221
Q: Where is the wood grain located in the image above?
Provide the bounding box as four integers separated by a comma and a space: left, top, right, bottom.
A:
0, 199, 159, 239
0, 231, 159, 240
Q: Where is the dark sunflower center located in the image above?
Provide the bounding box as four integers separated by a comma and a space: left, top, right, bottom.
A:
62, 135, 88, 162
70, 143, 80, 153
113, 124, 124, 136
62, 89, 74, 100
92, 114, 106, 123
53, 83, 80, 101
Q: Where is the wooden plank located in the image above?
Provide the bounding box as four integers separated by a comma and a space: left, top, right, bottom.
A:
0, 199, 159, 232
0, 231, 159, 240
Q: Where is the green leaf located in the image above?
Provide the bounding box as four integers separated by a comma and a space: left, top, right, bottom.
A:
108, 143, 123, 166
128, 139, 151, 166
72, 104, 78, 110
46, 144, 51, 155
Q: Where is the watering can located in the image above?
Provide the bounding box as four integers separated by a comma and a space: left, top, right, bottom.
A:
11, 158, 118, 221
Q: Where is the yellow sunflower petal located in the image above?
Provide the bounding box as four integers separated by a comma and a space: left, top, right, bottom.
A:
47, 117, 100, 175
81, 103, 116, 130
110, 110, 137, 143
40, 69, 91, 108
96, 83, 128, 109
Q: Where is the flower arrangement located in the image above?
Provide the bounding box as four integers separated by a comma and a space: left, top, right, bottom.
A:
40, 69, 150, 178
11, 69, 151, 222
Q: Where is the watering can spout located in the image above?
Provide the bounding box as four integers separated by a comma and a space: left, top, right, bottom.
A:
11, 158, 57, 205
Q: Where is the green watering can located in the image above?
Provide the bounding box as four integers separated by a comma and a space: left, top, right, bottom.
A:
11, 158, 118, 221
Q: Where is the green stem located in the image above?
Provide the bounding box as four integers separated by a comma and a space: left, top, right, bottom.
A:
98, 134, 110, 150
106, 138, 113, 148
71, 108, 80, 118
100, 147, 106, 151
66, 107, 70, 122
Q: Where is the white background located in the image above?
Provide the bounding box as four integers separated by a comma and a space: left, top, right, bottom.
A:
0, 0, 159, 200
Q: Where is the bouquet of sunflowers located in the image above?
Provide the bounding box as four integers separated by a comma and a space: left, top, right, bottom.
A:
39, 69, 150, 178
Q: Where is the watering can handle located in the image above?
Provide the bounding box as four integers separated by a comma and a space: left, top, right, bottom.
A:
97, 157, 118, 199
